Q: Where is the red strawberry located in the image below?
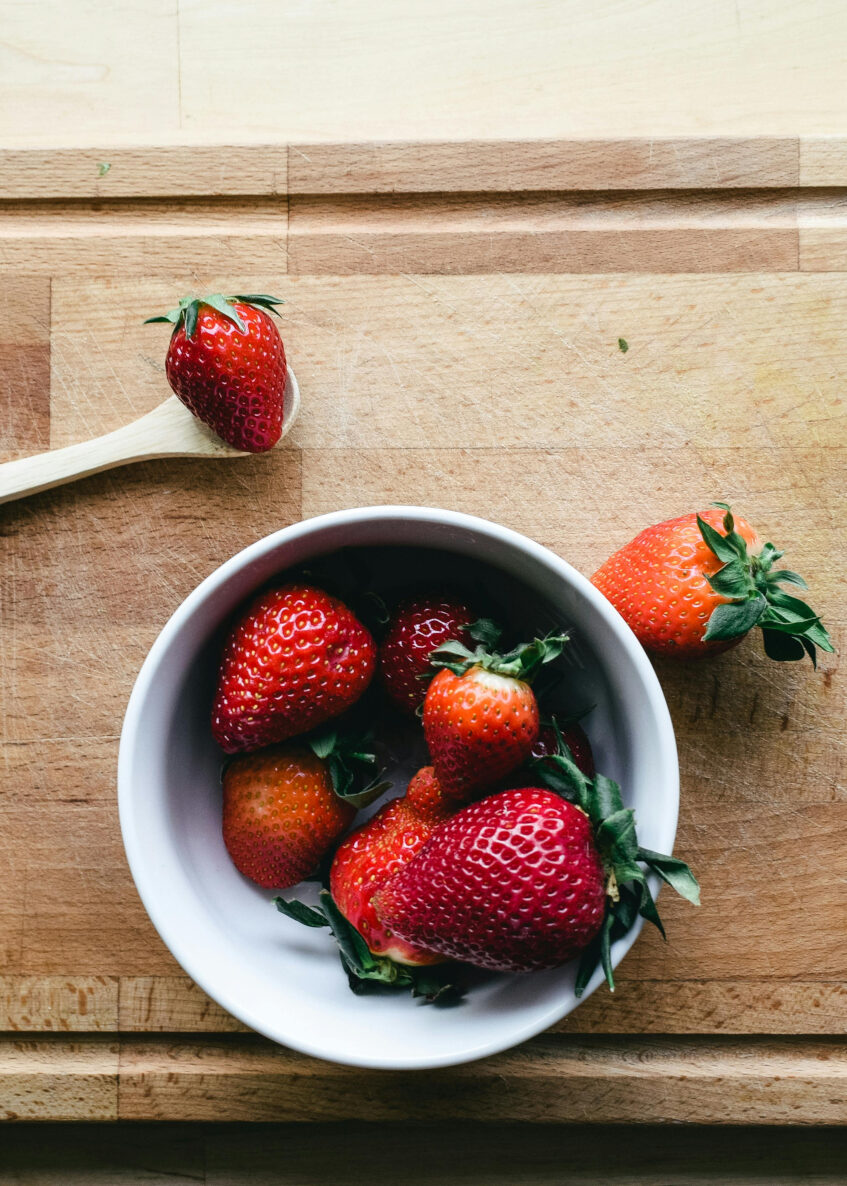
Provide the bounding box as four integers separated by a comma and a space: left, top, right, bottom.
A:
422, 632, 567, 800
146, 293, 287, 452
374, 788, 606, 973
212, 584, 376, 753
375, 761, 700, 986
222, 744, 356, 889
330, 767, 454, 964
531, 721, 595, 778
592, 503, 832, 664
379, 594, 478, 713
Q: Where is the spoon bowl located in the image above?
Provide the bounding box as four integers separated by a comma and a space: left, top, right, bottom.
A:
0, 367, 300, 505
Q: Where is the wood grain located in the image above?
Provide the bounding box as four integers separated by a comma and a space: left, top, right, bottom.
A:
111, 1035, 847, 1124
0, 277, 51, 458
0, 167, 846, 1120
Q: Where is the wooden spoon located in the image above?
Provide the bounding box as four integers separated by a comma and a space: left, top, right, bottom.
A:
0, 368, 300, 506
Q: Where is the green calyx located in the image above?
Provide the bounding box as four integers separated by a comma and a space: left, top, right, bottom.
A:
532, 726, 700, 997
144, 293, 284, 338
274, 890, 465, 1004
430, 620, 569, 683
698, 502, 833, 666
307, 726, 391, 810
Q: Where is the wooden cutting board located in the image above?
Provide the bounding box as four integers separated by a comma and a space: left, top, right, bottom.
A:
0, 139, 844, 1123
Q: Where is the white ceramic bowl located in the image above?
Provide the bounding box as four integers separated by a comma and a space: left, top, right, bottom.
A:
118, 507, 678, 1070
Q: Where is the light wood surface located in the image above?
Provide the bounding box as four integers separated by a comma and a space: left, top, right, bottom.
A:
3, 1, 847, 145
0, 131, 846, 1127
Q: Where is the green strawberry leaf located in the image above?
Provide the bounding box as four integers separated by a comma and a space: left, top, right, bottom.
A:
768, 569, 808, 590
230, 294, 285, 316
409, 965, 467, 1005
706, 559, 755, 599
273, 896, 329, 928
636, 882, 666, 938
703, 594, 767, 641
761, 628, 808, 663
184, 299, 199, 339
696, 514, 741, 564
637, 848, 701, 906
202, 293, 248, 333
309, 729, 338, 760
467, 618, 503, 649
574, 932, 603, 998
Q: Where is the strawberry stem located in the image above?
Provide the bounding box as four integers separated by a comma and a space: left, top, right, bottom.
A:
430, 631, 569, 681
697, 503, 834, 666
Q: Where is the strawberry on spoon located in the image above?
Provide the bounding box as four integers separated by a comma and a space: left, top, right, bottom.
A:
146, 293, 287, 453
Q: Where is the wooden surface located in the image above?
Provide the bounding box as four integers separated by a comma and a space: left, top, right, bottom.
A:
3, 0, 847, 145
0, 136, 845, 1126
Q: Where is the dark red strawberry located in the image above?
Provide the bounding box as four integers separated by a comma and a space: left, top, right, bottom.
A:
330, 767, 454, 964
422, 632, 567, 800
531, 721, 595, 778
146, 293, 287, 452
379, 594, 478, 713
592, 503, 832, 664
212, 584, 376, 753
222, 744, 356, 889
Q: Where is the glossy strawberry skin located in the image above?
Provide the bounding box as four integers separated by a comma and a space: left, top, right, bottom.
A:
531, 723, 595, 778
222, 745, 355, 889
373, 787, 606, 973
380, 595, 476, 714
423, 666, 540, 800
165, 302, 286, 453
212, 585, 376, 753
591, 508, 759, 658
330, 767, 453, 965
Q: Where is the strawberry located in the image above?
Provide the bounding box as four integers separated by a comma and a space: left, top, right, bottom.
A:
422, 632, 567, 800
374, 753, 699, 988
330, 767, 454, 965
212, 584, 376, 753
221, 731, 383, 889
592, 503, 833, 664
146, 293, 287, 452
379, 594, 480, 714
531, 719, 595, 778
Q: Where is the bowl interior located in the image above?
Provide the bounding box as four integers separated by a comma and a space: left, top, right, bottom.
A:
119, 509, 678, 1069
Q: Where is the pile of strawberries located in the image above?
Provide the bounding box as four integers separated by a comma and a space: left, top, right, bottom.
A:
212, 580, 700, 1002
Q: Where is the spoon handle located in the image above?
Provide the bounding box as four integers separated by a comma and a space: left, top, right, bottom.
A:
0, 397, 235, 506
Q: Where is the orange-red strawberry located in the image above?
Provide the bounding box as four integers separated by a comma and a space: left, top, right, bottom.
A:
422, 632, 567, 800
222, 744, 356, 889
146, 293, 287, 452
592, 503, 833, 664
379, 594, 479, 714
330, 767, 454, 965
212, 584, 376, 753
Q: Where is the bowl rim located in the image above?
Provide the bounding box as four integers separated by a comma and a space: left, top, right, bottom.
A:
118, 505, 679, 1069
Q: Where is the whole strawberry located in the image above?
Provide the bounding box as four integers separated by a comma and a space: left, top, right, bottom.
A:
592, 503, 832, 664
146, 293, 286, 452
374, 788, 606, 973
375, 756, 700, 988
222, 744, 355, 889
212, 584, 376, 753
330, 767, 454, 964
423, 632, 567, 800
379, 594, 480, 714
